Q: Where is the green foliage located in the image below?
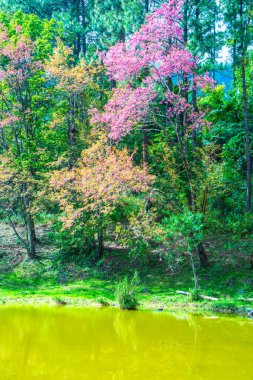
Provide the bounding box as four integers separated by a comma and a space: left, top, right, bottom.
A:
161, 212, 205, 288
162, 212, 204, 253
188, 288, 202, 302
90, 0, 147, 52
96, 296, 111, 307
0, 1, 252, 315
115, 271, 140, 310
48, 221, 96, 258
211, 300, 245, 314
225, 213, 253, 237
14, 260, 46, 279
0, 11, 58, 59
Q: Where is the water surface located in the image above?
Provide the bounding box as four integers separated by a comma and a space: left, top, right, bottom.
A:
0, 306, 252, 379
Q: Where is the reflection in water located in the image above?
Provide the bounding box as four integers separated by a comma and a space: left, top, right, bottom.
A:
0, 306, 252, 379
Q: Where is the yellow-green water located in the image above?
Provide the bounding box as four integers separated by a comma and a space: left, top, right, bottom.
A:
0, 306, 252, 380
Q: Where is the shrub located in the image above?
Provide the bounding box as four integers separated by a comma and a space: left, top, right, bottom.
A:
188, 287, 202, 302
115, 271, 139, 310
14, 260, 45, 279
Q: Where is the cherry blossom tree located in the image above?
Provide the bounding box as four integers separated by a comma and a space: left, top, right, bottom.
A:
91, 0, 215, 201
91, 0, 216, 267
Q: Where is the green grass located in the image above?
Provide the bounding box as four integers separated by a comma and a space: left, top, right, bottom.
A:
0, 224, 252, 315
0, 259, 251, 315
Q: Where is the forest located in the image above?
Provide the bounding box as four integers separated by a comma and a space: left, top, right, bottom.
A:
0, 0, 252, 313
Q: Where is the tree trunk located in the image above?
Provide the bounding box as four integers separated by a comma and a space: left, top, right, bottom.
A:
26, 214, 36, 259
144, 0, 149, 13
183, 0, 188, 45
142, 127, 148, 164
239, 0, 251, 212
81, 0, 87, 55
212, 15, 216, 80
242, 59, 251, 212
192, 79, 198, 152
67, 95, 77, 167
110, 79, 116, 90
97, 228, 104, 260
197, 242, 208, 268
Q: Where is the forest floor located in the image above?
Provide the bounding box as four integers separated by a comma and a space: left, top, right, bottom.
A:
0, 222, 252, 316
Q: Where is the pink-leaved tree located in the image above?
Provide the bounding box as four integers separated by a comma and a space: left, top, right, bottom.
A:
91, 0, 216, 266
50, 134, 154, 259
91, 0, 215, 199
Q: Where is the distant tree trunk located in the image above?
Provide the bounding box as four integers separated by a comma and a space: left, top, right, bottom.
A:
80, 0, 87, 55
241, 59, 251, 212
67, 95, 77, 167
197, 242, 208, 268
144, 0, 149, 13
26, 214, 36, 259
232, 37, 237, 84
192, 75, 198, 152
97, 228, 104, 260
192, 1, 200, 151
183, 0, 188, 45
142, 127, 148, 164
22, 190, 36, 259
19, 173, 37, 259
211, 16, 216, 80
110, 79, 116, 90
239, 0, 251, 212
197, 186, 209, 267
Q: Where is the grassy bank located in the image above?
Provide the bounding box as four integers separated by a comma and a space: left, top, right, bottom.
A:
0, 272, 252, 316
0, 223, 252, 316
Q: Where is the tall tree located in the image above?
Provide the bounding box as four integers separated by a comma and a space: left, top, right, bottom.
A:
46, 38, 104, 166
91, 0, 217, 266
0, 0, 93, 57
223, 0, 253, 211
182, 0, 222, 78
50, 134, 154, 259
0, 14, 57, 258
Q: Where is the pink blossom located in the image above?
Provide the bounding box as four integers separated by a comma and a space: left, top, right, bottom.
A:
194, 73, 216, 90
91, 83, 156, 140
103, 0, 190, 82
92, 0, 215, 140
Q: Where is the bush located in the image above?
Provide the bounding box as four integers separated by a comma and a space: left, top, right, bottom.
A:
225, 213, 253, 236
115, 271, 139, 310
48, 221, 96, 259
188, 287, 201, 302
14, 260, 45, 279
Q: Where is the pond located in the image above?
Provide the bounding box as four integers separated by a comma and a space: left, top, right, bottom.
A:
0, 306, 252, 379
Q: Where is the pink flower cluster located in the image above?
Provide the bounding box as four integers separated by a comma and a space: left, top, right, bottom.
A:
92, 1, 216, 140
165, 91, 190, 118
104, 0, 187, 82
91, 83, 156, 140
194, 73, 216, 90
0, 27, 42, 85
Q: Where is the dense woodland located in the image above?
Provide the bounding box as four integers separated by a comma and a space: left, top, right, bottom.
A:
0, 0, 252, 294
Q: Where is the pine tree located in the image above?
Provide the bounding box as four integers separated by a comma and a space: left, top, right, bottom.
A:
223, 0, 253, 211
